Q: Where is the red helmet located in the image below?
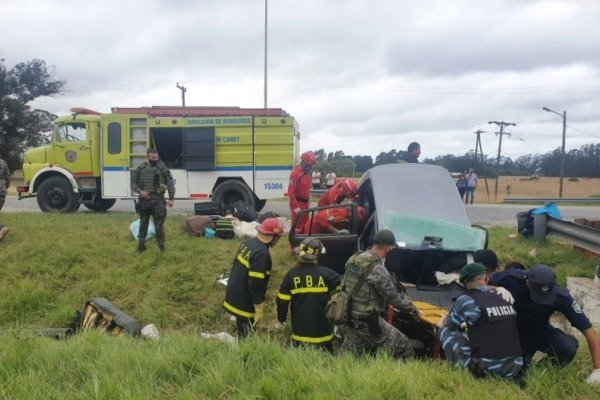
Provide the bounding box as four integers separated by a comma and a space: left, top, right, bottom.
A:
357, 206, 367, 222
256, 217, 286, 236
300, 151, 317, 166
340, 179, 358, 198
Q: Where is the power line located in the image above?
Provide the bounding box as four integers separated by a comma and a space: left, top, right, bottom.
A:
566, 124, 600, 139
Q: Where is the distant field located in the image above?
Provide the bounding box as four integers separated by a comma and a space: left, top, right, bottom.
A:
464, 176, 600, 203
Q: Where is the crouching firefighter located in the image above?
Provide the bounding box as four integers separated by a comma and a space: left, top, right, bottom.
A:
275, 238, 341, 352
437, 263, 524, 379
341, 229, 422, 358
224, 218, 285, 338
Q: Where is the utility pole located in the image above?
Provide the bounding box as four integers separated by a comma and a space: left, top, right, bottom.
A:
473, 129, 490, 200
263, 0, 268, 109
176, 82, 187, 107
488, 121, 516, 202
543, 107, 567, 197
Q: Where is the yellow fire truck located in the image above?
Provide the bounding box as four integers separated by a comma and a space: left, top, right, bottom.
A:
18, 106, 299, 212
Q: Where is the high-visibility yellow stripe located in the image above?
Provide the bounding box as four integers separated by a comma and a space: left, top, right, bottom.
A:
290, 287, 329, 295
236, 255, 250, 268
248, 271, 266, 279
223, 301, 255, 318
292, 333, 334, 343
277, 292, 292, 301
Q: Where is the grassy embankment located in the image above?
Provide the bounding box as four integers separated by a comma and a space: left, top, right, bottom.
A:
0, 213, 599, 399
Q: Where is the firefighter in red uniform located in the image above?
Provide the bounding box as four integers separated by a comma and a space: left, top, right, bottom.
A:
223, 218, 286, 338
276, 237, 341, 352
289, 151, 316, 232
304, 207, 349, 235
317, 178, 358, 207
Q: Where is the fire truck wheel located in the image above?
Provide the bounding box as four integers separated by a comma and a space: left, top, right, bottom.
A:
83, 198, 117, 212
213, 180, 255, 212
37, 176, 80, 213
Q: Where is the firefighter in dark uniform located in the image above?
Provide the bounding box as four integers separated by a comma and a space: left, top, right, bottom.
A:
130, 148, 175, 252
275, 238, 341, 352
224, 218, 285, 338
437, 263, 524, 379
489, 265, 600, 385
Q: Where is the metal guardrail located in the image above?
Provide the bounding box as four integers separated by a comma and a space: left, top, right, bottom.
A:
310, 189, 327, 196
533, 214, 600, 254
504, 197, 600, 204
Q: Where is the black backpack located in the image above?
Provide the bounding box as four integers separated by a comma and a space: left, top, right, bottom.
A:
517, 209, 536, 238
215, 218, 235, 239
228, 200, 258, 222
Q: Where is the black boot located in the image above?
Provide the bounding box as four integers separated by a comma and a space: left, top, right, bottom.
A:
136, 240, 146, 253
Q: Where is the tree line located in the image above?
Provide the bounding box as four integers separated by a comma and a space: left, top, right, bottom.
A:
314, 144, 600, 179
1, 58, 598, 178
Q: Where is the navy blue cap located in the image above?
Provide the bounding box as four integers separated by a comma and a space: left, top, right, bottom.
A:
527, 265, 557, 305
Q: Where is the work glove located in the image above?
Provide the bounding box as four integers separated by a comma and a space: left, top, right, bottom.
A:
253, 303, 264, 327
494, 287, 515, 304
338, 229, 350, 235
586, 369, 600, 385
273, 321, 286, 331
293, 207, 301, 214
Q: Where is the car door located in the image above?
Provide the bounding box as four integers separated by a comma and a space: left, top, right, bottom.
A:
288, 203, 360, 275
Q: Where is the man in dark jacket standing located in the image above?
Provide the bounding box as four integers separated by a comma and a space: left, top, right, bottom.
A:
130, 148, 175, 252
276, 238, 341, 352
224, 218, 285, 338
402, 142, 421, 163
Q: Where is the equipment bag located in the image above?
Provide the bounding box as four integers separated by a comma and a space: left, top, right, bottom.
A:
517, 208, 536, 238
79, 297, 141, 336
228, 200, 258, 222
182, 215, 215, 236
258, 211, 280, 223
215, 218, 235, 239
325, 263, 376, 325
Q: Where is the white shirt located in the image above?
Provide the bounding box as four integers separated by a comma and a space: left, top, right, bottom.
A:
326, 172, 336, 186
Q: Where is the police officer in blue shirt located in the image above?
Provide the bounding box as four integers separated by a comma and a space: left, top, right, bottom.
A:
437, 263, 524, 379
489, 265, 600, 385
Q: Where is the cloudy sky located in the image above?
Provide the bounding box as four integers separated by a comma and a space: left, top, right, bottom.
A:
2, 0, 600, 161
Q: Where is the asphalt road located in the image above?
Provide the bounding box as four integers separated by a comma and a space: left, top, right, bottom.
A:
3, 196, 599, 227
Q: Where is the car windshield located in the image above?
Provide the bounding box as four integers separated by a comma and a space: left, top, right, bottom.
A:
363, 163, 480, 251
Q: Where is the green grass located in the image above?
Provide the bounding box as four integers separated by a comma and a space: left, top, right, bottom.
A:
0, 213, 599, 399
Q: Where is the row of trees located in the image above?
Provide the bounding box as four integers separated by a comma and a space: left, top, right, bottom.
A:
313, 144, 600, 178
0, 59, 64, 171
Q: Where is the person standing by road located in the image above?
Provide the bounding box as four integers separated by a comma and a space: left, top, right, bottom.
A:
311, 168, 322, 190
341, 229, 422, 358
275, 238, 341, 352
325, 169, 336, 189
402, 142, 421, 163
437, 263, 524, 379
489, 265, 600, 385
288, 151, 316, 231
130, 148, 175, 252
224, 218, 285, 338
0, 156, 10, 241
456, 175, 468, 201
464, 168, 478, 204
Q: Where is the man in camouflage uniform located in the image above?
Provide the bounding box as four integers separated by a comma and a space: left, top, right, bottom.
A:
0, 156, 10, 241
341, 229, 421, 358
130, 148, 175, 252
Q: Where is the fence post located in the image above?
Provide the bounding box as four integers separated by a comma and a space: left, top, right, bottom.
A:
533, 214, 548, 242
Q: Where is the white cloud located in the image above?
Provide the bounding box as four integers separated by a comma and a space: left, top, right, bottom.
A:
1, 0, 599, 162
